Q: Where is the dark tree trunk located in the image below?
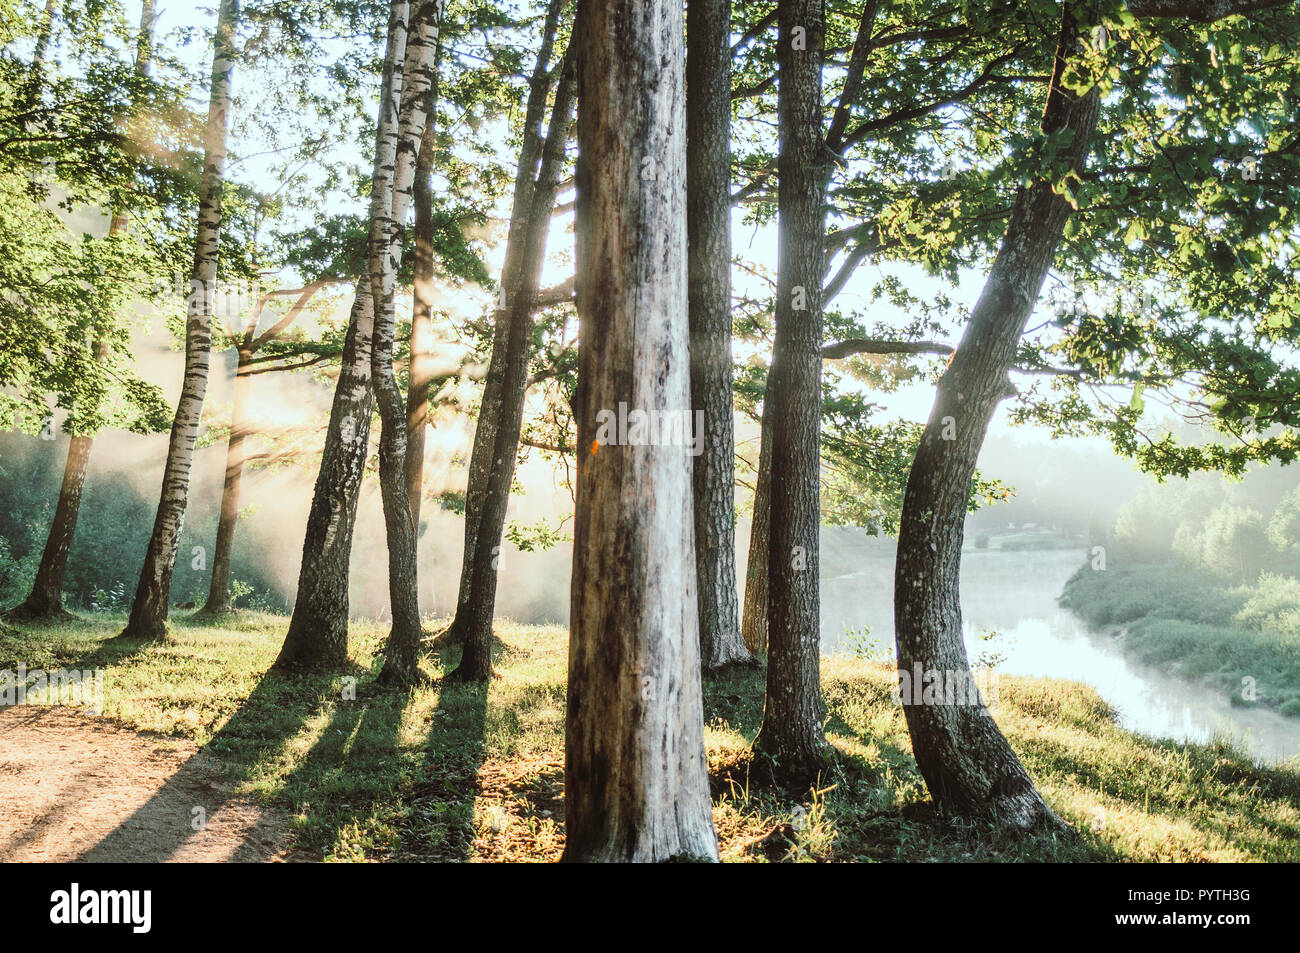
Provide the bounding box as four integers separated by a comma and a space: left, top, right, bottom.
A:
374, 0, 440, 688
740, 384, 774, 654
7, 430, 90, 621
200, 347, 253, 615
687, 0, 749, 672
751, 0, 829, 790
274, 285, 374, 672
443, 0, 566, 645
449, 47, 576, 682
893, 5, 1099, 830
404, 32, 443, 531
121, 0, 238, 640
563, 0, 718, 862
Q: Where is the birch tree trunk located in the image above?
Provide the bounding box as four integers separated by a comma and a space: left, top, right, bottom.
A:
442, 0, 566, 644
373, 0, 441, 687
751, 0, 830, 789
274, 284, 374, 671
404, 30, 443, 529
687, 0, 749, 672
450, 46, 575, 682
562, 0, 718, 863
893, 4, 1099, 829
120, 0, 237, 640
273, 2, 412, 671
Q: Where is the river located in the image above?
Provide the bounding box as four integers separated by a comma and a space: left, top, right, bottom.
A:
820, 542, 1300, 766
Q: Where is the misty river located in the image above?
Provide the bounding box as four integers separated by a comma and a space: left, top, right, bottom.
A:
820, 540, 1300, 766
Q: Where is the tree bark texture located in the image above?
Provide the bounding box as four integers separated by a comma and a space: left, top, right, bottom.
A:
121, 0, 237, 639
892, 3, 1100, 829
752, 0, 830, 790
687, 0, 749, 671
374, 0, 441, 686
444, 0, 567, 643
562, 0, 719, 863
451, 45, 576, 681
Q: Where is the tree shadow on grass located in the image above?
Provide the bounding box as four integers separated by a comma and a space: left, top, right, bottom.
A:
397, 669, 490, 861
76, 666, 338, 862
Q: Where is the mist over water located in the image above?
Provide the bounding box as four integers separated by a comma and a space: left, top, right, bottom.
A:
822, 540, 1300, 766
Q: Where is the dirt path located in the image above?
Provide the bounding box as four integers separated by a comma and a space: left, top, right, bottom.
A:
0, 706, 303, 862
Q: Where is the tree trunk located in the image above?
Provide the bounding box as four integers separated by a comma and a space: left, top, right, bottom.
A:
687, 0, 749, 672
450, 46, 575, 682
893, 5, 1099, 830
373, 0, 440, 688
200, 347, 253, 615
740, 387, 774, 654
10, 1, 157, 624
751, 0, 830, 790
120, 0, 237, 640
562, 0, 718, 862
443, 0, 566, 644
404, 31, 443, 531
7, 430, 90, 621
274, 284, 375, 671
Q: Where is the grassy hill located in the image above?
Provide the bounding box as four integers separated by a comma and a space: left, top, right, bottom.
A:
2, 612, 1299, 861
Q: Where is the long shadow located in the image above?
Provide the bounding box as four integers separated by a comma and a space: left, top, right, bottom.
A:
77, 663, 336, 862
402, 646, 490, 861
269, 677, 416, 860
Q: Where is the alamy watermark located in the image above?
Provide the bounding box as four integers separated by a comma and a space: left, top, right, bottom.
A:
0, 664, 104, 715
893, 663, 999, 707
594, 402, 704, 457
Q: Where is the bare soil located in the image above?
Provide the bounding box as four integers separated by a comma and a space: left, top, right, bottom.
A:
0, 706, 303, 862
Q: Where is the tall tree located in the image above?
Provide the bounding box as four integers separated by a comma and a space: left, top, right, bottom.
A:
448, 41, 576, 681
893, 0, 1296, 828
687, 0, 750, 671
751, 0, 830, 789
8, 0, 158, 623
562, 0, 718, 862
272, 3, 406, 673
404, 29, 444, 529
372, 0, 440, 687
120, 0, 239, 640
442, 0, 568, 646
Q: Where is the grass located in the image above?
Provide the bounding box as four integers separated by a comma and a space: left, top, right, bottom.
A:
1061, 562, 1300, 716
3, 610, 1300, 861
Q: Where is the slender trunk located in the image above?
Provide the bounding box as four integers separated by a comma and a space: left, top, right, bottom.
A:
687, 0, 749, 671
563, 0, 718, 862
450, 46, 575, 682
404, 31, 443, 530
274, 284, 374, 671
740, 391, 773, 654
374, 0, 441, 687
7, 431, 90, 621
752, 0, 829, 789
121, 0, 237, 639
893, 5, 1099, 829
443, 0, 566, 643
8, 1, 156, 623
200, 347, 253, 614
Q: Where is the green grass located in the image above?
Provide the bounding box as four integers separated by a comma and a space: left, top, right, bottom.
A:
1061, 563, 1300, 716
3, 611, 1300, 861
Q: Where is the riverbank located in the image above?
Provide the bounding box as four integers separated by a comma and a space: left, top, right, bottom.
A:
1059, 562, 1300, 718
3, 612, 1299, 861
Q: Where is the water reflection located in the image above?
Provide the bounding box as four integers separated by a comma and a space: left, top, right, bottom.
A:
821, 543, 1300, 766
